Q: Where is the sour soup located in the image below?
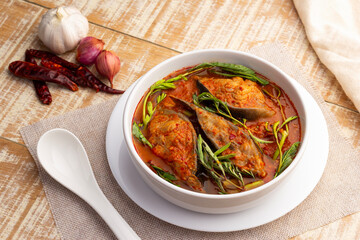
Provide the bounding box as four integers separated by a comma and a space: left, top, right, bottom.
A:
132, 62, 301, 194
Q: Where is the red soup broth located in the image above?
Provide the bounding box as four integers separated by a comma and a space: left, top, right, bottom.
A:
132, 65, 301, 194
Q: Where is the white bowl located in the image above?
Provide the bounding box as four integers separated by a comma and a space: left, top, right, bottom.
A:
123, 49, 309, 214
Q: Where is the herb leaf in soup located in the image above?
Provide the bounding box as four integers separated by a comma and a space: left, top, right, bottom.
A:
271, 116, 299, 177
142, 66, 208, 127
142, 79, 176, 127
132, 122, 152, 148
196, 135, 228, 193
190, 62, 269, 85
197, 134, 262, 192
244, 180, 264, 191
276, 142, 300, 176
151, 165, 178, 184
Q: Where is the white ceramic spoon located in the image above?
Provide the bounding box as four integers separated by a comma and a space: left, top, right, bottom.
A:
37, 128, 140, 240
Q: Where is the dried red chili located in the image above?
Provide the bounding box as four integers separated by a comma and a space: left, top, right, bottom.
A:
15, 49, 123, 101
76, 66, 124, 94
27, 49, 79, 71
40, 59, 88, 87
9, 61, 78, 91
25, 50, 52, 104
31, 49, 124, 94
32, 80, 52, 104
25, 50, 37, 65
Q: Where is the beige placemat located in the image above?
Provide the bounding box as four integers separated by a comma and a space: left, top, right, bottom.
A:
21, 43, 360, 240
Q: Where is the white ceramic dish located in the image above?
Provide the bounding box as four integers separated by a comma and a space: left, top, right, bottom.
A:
106, 78, 328, 232
121, 49, 310, 214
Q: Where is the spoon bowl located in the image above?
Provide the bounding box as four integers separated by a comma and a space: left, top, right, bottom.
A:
37, 128, 140, 240
37, 128, 96, 197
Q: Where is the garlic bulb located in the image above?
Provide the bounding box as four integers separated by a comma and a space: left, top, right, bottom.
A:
38, 6, 89, 54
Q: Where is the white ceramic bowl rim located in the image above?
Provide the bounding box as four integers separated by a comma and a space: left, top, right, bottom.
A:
123, 49, 309, 200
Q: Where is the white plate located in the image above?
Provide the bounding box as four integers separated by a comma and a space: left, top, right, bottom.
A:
106, 79, 329, 232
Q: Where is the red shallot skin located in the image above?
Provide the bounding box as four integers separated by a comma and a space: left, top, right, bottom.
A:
95, 50, 121, 88
76, 36, 104, 65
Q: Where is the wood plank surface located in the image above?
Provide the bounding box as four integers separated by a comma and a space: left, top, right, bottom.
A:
0, 0, 359, 239
0, 138, 60, 240
26, 0, 356, 111
0, 9, 178, 143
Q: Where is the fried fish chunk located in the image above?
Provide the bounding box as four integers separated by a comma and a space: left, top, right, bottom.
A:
197, 76, 274, 120
148, 100, 203, 192
194, 105, 267, 178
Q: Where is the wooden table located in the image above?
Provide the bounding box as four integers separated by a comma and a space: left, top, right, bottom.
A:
1, 0, 359, 239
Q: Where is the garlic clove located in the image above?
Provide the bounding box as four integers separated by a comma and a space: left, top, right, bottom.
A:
38, 6, 89, 54
95, 50, 121, 88
76, 37, 105, 65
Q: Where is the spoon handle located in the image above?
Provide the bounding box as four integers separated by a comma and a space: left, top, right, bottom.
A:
86, 186, 140, 240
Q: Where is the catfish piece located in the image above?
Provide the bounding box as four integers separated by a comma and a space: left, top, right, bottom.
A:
196, 76, 274, 120
173, 97, 266, 178
196, 106, 266, 177
147, 98, 203, 192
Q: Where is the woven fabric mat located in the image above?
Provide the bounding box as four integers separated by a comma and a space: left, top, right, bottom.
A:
21, 43, 360, 240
